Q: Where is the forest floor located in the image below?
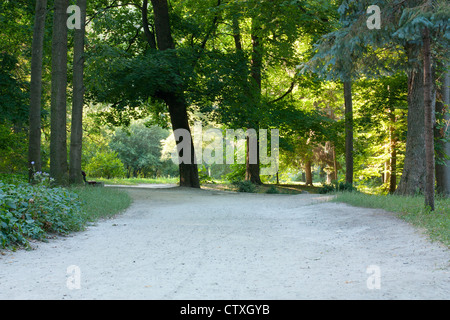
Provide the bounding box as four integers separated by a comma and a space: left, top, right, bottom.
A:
0, 186, 449, 299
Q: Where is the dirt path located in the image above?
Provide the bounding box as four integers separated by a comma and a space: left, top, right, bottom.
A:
0, 187, 449, 300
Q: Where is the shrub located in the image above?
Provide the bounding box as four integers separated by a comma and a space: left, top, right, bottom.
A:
233, 180, 257, 193
319, 181, 357, 194
85, 151, 125, 179
0, 182, 84, 249
266, 186, 280, 194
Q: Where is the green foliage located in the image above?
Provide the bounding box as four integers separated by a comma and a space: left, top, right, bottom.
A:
0, 182, 84, 249
266, 185, 280, 194
319, 181, 357, 194
85, 151, 125, 179
109, 123, 176, 178
233, 180, 257, 193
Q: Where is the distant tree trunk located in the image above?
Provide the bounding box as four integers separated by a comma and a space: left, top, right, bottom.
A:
150, 0, 199, 188
305, 161, 313, 186
396, 44, 426, 196
423, 26, 435, 210
389, 107, 397, 194
50, 0, 69, 185
344, 81, 353, 185
436, 68, 450, 196
69, 0, 87, 185
28, 0, 47, 182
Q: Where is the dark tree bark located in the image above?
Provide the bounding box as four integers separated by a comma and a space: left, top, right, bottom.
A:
246, 18, 263, 185
50, 0, 69, 185
150, 0, 199, 188
423, 26, 435, 210
396, 45, 426, 196
305, 160, 313, 186
69, 0, 87, 185
28, 0, 47, 181
344, 81, 353, 185
436, 68, 450, 196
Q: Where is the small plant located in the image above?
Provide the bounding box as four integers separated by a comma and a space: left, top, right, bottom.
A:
233, 180, 257, 193
319, 181, 357, 194
266, 185, 280, 194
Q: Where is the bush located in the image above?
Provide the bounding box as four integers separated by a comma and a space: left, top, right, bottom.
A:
319, 181, 357, 194
85, 151, 125, 179
0, 182, 84, 249
233, 180, 257, 193
266, 185, 280, 194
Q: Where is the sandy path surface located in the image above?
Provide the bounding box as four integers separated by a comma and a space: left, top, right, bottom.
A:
0, 187, 449, 300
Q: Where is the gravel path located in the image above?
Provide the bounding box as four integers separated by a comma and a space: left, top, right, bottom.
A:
0, 187, 449, 300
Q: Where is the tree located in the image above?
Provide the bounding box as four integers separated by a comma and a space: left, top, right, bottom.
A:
69, 0, 87, 184
28, 0, 48, 181
343, 81, 354, 185
436, 67, 450, 196
50, 0, 69, 185
149, 0, 200, 188
423, 24, 434, 210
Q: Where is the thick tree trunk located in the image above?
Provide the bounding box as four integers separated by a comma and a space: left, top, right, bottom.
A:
344, 81, 353, 185
28, 0, 47, 181
150, 0, 199, 188
50, 0, 69, 185
163, 92, 200, 188
423, 27, 435, 210
69, 0, 87, 185
436, 68, 450, 196
396, 45, 426, 196
305, 161, 313, 186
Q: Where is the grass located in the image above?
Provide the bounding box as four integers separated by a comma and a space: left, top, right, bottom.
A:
94, 177, 179, 185
201, 181, 321, 194
71, 186, 132, 222
333, 192, 450, 247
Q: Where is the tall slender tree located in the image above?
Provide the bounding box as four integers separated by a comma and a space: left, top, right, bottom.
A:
28, 0, 47, 181
423, 25, 434, 210
50, 0, 69, 185
69, 0, 87, 184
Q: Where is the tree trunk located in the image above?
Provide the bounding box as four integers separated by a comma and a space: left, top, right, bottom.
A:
389, 108, 397, 194
396, 45, 426, 196
69, 0, 87, 185
28, 0, 47, 182
344, 81, 353, 185
436, 67, 450, 196
150, 0, 199, 188
50, 0, 69, 185
305, 161, 313, 186
245, 18, 263, 185
423, 27, 435, 210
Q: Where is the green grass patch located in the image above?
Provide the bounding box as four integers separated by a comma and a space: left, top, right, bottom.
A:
71, 186, 132, 222
94, 177, 179, 185
333, 192, 450, 247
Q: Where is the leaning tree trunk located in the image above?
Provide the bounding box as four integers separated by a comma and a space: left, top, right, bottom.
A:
28, 0, 47, 182
50, 0, 69, 185
69, 0, 87, 185
396, 45, 426, 196
150, 0, 199, 188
